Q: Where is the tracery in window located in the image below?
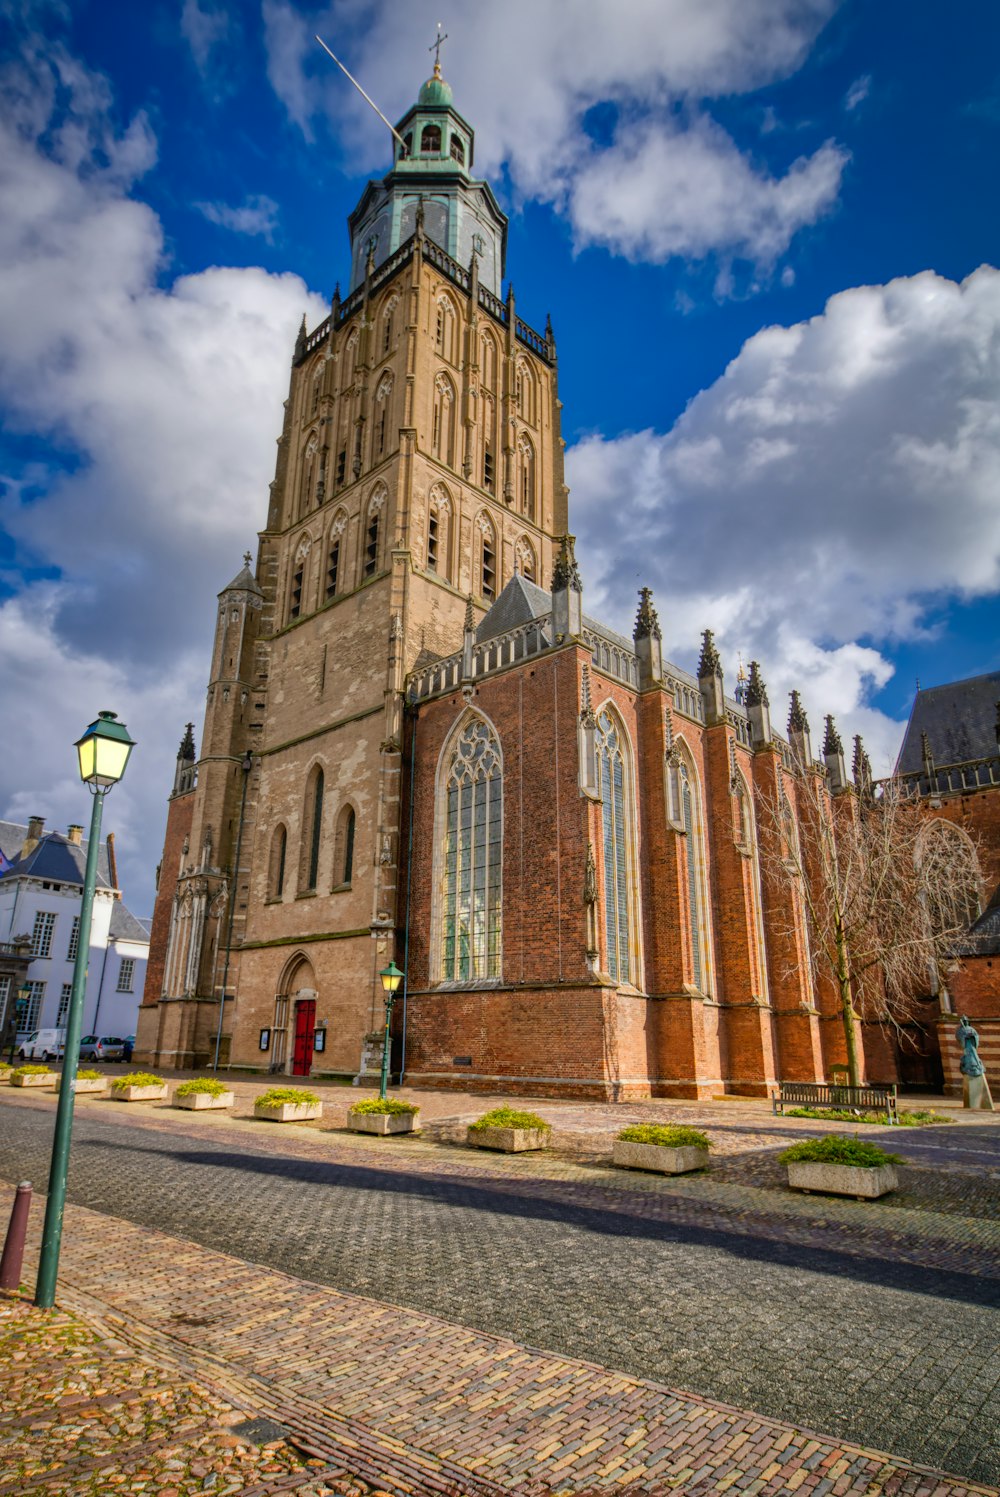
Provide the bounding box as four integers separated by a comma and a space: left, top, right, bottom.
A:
373, 371, 392, 460
301, 766, 324, 892
434, 295, 457, 362
517, 432, 535, 520
515, 359, 535, 424
596, 710, 635, 984
427, 485, 452, 581
480, 333, 497, 390
300, 432, 318, 516
326, 511, 346, 600
363, 486, 386, 578
432, 371, 455, 466
734, 770, 768, 999
381, 295, 397, 355
477, 513, 497, 600
440, 716, 503, 981
514, 536, 536, 582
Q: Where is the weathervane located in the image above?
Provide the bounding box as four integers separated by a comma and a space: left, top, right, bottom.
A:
429, 23, 448, 75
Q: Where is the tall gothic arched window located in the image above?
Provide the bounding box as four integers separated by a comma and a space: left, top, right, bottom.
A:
432, 372, 455, 465
678, 759, 710, 993
269, 824, 287, 899
596, 710, 635, 984
517, 432, 535, 520
440, 717, 503, 981
333, 804, 356, 888
301, 766, 324, 892
373, 371, 392, 461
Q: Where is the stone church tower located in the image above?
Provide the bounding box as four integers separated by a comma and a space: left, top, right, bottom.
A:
137, 59, 567, 1075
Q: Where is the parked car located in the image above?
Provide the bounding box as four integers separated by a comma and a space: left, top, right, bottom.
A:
16, 1028, 66, 1062
122, 1034, 135, 1061
78, 1035, 126, 1061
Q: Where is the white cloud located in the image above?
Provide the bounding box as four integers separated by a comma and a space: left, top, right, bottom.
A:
844, 73, 871, 111
196, 193, 280, 239
566, 266, 1000, 772
181, 0, 231, 76
264, 0, 845, 280
0, 38, 327, 914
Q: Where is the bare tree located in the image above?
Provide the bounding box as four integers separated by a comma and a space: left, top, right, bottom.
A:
757, 763, 982, 1087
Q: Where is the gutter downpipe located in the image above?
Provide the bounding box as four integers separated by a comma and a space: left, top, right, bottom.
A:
213, 754, 252, 1072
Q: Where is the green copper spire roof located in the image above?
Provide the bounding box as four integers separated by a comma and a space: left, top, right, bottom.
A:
418, 70, 453, 107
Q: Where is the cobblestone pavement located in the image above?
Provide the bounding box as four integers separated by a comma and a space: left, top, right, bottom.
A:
2, 1087, 999, 1491
4, 1198, 998, 1497
0, 1289, 379, 1495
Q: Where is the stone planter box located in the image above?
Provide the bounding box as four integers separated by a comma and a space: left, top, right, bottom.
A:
11, 1072, 58, 1088
253, 1101, 322, 1123
468, 1125, 549, 1153
349, 1111, 418, 1136
787, 1161, 898, 1200
613, 1140, 709, 1175
56, 1076, 107, 1096
113, 1083, 169, 1103
174, 1091, 234, 1111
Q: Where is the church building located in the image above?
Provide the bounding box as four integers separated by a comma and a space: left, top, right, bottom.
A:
136, 61, 999, 1098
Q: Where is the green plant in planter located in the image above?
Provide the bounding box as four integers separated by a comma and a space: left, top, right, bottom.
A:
786, 1106, 952, 1127
176, 1077, 230, 1098
255, 1086, 320, 1109
111, 1072, 164, 1092
76, 1069, 102, 1081
779, 1135, 901, 1168
11, 1064, 54, 1078
349, 1097, 419, 1116
617, 1123, 711, 1150
469, 1107, 550, 1132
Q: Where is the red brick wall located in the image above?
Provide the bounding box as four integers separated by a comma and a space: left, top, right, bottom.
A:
141, 789, 194, 1007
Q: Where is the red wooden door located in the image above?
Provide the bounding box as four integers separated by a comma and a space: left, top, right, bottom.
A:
292, 998, 316, 1076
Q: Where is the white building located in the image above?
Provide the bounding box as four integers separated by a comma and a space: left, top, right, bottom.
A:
0, 816, 150, 1041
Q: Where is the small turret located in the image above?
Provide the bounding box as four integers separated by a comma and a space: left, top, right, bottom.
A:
746, 661, 771, 748
633, 587, 663, 688
697, 629, 725, 726
173, 723, 197, 796
551, 534, 582, 639
787, 691, 813, 766
461, 595, 476, 679
823, 715, 847, 792
852, 734, 873, 796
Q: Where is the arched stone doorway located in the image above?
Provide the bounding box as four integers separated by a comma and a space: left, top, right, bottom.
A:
273, 954, 318, 1076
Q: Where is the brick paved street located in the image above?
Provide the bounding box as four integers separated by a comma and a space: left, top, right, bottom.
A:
2, 1086, 999, 1492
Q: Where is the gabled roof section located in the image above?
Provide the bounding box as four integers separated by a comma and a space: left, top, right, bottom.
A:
0, 832, 112, 890
954, 879, 1000, 957
476, 574, 552, 643
109, 901, 152, 944
895, 670, 1000, 774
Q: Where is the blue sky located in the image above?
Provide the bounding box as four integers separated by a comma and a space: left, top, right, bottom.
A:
0, 0, 998, 917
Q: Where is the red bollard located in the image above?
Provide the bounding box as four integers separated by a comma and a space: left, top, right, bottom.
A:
0, 1181, 32, 1291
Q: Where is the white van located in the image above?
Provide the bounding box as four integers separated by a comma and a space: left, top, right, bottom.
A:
16, 1028, 66, 1062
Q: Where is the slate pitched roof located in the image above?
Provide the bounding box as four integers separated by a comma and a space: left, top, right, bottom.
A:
220, 561, 263, 597
109, 901, 152, 944
0, 826, 112, 886
954, 880, 1000, 958
475, 574, 552, 643
895, 670, 1000, 774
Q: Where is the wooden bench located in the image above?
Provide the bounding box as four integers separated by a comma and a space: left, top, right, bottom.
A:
772, 1080, 899, 1124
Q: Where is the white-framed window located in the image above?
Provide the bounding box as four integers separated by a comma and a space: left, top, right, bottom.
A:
30, 911, 57, 958
21, 981, 45, 1032
439, 716, 503, 981
117, 958, 135, 993
596, 710, 637, 984
67, 916, 80, 961
58, 983, 72, 1024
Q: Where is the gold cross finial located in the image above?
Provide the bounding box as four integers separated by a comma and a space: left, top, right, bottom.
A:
429, 22, 448, 77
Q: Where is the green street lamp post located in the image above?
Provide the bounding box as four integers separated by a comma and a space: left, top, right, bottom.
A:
378, 961, 403, 1100
35, 711, 135, 1309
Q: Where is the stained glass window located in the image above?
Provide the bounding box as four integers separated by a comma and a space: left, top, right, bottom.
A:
441, 718, 502, 980
680, 762, 706, 993
597, 711, 632, 983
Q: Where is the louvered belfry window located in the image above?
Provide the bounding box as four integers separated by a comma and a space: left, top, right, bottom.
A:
442, 719, 502, 981
597, 711, 631, 983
